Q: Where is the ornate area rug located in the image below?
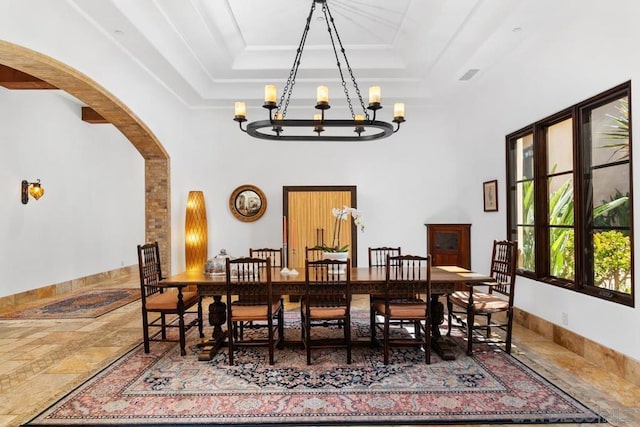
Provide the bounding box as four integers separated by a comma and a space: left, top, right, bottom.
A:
0, 288, 139, 319
25, 316, 604, 426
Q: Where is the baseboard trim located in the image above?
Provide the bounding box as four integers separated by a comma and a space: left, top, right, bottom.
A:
514, 307, 640, 387
0, 265, 137, 314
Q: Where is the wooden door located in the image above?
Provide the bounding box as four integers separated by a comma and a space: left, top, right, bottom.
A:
283, 186, 358, 270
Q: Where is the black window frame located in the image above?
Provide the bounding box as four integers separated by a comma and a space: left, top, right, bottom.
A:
506, 81, 634, 307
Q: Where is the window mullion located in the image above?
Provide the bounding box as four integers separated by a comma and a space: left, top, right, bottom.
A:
574, 105, 588, 289
533, 123, 549, 278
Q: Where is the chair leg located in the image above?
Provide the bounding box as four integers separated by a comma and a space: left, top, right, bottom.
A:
300, 305, 305, 345
178, 313, 187, 356
160, 314, 167, 340
369, 296, 376, 346
305, 314, 312, 365
346, 313, 352, 365
142, 311, 150, 353
505, 308, 513, 354
486, 313, 492, 338
267, 317, 275, 365
466, 308, 474, 356
446, 297, 453, 337
197, 298, 204, 338
227, 315, 235, 366
424, 316, 431, 365
383, 316, 390, 365
277, 302, 284, 350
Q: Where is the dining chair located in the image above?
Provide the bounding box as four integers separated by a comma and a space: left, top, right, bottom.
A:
372, 254, 432, 365
301, 258, 352, 365
249, 247, 283, 268
137, 242, 203, 356
368, 246, 402, 335
240, 248, 285, 338
447, 240, 518, 356
368, 246, 401, 267
305, 246, 325, 262
226, 256, 284, 365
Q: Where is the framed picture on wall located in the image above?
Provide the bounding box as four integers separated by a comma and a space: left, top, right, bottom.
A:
483, 180, 498, 212
229, 184, 267, 222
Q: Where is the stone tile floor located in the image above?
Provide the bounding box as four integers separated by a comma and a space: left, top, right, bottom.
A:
0, 279, 638, 427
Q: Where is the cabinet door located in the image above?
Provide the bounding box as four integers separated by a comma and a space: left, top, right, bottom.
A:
426, 224, 471, 269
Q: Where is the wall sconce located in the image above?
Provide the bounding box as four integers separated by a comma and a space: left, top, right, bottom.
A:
185, 190, 208, 271
21, 179, 45, 204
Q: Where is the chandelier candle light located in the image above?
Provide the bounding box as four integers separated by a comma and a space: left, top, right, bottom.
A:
233, 0, 405, 141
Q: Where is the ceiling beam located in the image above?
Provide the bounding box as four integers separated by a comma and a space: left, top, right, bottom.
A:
81, 106, 109, 124
0, 64, 57, 89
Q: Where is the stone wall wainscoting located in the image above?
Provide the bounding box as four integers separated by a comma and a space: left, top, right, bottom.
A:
514, 307, 640, 388
0, 265, 138, 315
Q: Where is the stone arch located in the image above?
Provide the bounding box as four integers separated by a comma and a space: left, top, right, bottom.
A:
0, 40, 172, 269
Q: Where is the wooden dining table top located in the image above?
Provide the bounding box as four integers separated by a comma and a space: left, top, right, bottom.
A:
163, 265, 493, 295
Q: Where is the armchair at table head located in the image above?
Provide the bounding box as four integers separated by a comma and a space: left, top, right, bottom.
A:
447, 240, 518, 356
137, 242, 203, 356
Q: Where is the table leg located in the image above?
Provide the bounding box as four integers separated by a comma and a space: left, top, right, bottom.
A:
430, 295, 456, 360
196, 295, 228, 361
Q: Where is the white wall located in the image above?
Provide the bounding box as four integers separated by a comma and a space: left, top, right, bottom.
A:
451, 1, 640, 359
168, 105, 460, 271
0, 89, 144, 297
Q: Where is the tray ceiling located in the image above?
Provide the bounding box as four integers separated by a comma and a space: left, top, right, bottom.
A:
69, 0, 544, 108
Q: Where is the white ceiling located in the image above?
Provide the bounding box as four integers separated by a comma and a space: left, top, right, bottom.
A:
69, 0, 539, 109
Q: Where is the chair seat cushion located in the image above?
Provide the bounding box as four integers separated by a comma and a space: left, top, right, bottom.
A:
230, 299, 282, 321
373, 300, 426, 318
449, 291, 509, 311
236, 295, 283, 304
307, 305, 348, 319
145, 289, 199, 311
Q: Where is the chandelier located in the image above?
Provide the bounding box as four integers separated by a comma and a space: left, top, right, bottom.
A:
233, 0, 405, 141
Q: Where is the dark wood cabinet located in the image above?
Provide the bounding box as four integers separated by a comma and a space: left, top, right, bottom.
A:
425, 223, 471, 269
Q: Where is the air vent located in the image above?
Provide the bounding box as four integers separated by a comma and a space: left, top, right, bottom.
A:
459, 69, 480, 81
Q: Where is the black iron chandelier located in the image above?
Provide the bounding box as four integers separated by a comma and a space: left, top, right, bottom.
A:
233, 0, 405, 141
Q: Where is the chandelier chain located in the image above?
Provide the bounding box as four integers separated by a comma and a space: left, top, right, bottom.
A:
323, 2, 369, 120
278, 1, 316, 118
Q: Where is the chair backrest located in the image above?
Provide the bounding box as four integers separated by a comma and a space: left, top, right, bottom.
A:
385, 254, 431, 303
369, 246, 401, 267
226, 257, 273, 306
304, 259, 351, 307
488, 240, 518, 303
137, 242, 163, 303
305, 246, 324, 262
249, 247, 283, 268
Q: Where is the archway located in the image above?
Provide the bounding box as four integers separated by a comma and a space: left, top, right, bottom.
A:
0, 40, 172, 269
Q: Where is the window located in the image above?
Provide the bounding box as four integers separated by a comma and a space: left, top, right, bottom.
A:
507, 82, 633, 306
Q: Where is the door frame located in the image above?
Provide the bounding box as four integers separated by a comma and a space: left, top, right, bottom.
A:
283, 185, 358, 266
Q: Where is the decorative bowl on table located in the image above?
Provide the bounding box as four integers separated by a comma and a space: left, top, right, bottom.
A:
205, 249, 234, 276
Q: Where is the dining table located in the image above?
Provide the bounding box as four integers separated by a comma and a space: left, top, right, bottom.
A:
162, 265, 493, 361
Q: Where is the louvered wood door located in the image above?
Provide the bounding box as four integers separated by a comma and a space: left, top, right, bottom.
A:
283, 186, 357, 271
